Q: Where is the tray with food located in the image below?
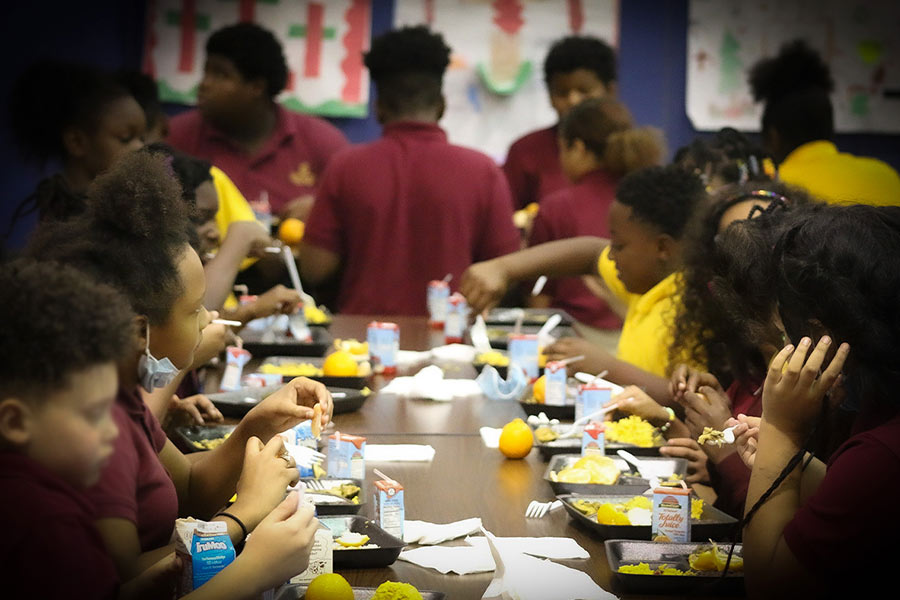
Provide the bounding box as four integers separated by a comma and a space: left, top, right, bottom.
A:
275, 581, 445, 600
559, 494, 737, 541
303, 304, 333, 328
318, 515, 405, 569
173, 425, 237, 453
240, 326, 333, 357
208, 384, 371, 418
544, 454, 688, 495
533, 416, 665, 460
484, 307, 574, 327
258, 356, 369, 389
299, 478, 364, 516
484, 324, 576, 350
605, 539, 744, 595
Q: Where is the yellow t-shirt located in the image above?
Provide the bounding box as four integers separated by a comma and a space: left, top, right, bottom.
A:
210, 166, 259, 309
778, 141, 900, 207
597, 247, 680, 377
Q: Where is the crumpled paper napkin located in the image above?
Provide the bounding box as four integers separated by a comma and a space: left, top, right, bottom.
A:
404, 518, 483, 545
380, 365, 482, 401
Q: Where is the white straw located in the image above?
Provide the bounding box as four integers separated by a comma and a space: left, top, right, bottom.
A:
531, 275, 547, 296
212, 319, 243, 327
374, 468, 398, 484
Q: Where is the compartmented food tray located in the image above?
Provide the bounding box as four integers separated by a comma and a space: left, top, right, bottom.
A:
240, 326, 332, 357
318, 515, 405, 569
259, 356, 368, 389
605, 539, 744, 595
275, 585, 445, 599
559, 493, 738, 541
535, 435, 663, 460
484, 308, 573, 327
520, 401, 574, 420
173, 425, 237, 453
485, 325, 577, 350
300, 478, 364, 516
544, 454, 688, 495
207, 385, 368, 418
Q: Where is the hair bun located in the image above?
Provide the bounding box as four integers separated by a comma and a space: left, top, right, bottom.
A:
749, 39, 833, 103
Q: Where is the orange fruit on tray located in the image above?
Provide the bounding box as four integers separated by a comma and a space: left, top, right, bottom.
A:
278, 217, 305, 245
323, 350, 359, 376
532, 375, 546, 403
499, 418, 534, 459
305, 573, 354, 600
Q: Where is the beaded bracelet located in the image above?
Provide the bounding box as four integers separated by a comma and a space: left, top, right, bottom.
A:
659, 407, 676, 433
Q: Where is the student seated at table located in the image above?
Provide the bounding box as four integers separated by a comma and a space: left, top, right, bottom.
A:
504, 35, 618, 211
528, 97, 664, 335
749, 39, 900, 206
167, 22, 349, 219
718, 202, 900, 596
27, 152, 331, 585
300, 26, 520, 316
7, 60, 145, 234
673, 127, 772, 192
461, 164, 706, 402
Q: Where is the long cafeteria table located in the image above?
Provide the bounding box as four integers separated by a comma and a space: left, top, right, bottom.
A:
221, 315, 741, 599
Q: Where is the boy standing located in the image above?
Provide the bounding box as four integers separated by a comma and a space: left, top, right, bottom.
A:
301, 26, 519, 316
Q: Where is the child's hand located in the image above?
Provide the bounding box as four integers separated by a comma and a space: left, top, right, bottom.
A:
164, 394, 224, 429
250, 285, 302, 320
726, 415, 761, 468
244, 377, 333, 439
543, 337, 610, 375
668, 365, 723, 403
232, 437, 300, 530
239, 492, 319, 586
660, 438, 710, 484
762, 337, 849, 439
610, 386, 670, 426
679, 385, 733, 440
226, 221, 272, 258
459, 259, 510, 314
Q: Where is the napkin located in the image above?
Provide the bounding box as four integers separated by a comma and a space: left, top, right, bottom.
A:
467, 536, 590, 560
380, 365, 482, 401
480, 427, 502, 448
430, 344, 477, 363
480, 529, 616, 600
365, 444, 435, 462
396, 349, 432, 367
404, 518, 483, 545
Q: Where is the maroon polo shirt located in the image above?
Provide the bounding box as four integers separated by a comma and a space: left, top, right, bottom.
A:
86, 386, 179, 552
304, 121, 520, 316
167, 106, 349, 215
527, 169, 621, 330
503, 125, 571, 210
707, 379, 763, 517
0, 453, 118, 599
782, 407, 900, 589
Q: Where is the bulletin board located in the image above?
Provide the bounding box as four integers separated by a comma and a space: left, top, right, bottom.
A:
144, 0, 371, 117
687, 0, 900, 133
394, 0, 619, 161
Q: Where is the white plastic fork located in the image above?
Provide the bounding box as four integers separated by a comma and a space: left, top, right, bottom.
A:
525, 499, 562, 518
285, 445, 326, 469
303, 478, 327, 491
555, 404, 621, 440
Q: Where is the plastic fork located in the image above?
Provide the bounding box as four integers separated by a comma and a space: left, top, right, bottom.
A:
470, 315, 493, 354
525, 499, 562, 518
285, 445, 326, 470
302, 478, 327, 491
555, 404, 621, 439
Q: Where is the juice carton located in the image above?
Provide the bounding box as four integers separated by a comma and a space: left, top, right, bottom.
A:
367, 321, 399, 375
174, 519, 236, 597
543, 361, 568, 406
652, 486, 692, 542
508, 334, 539, 381
326, 432, 366, 479
373, 478, 405, 540
427, 280, 450, 328
575, 383, 612, 421
581, 421, 605, 456
281, 421, 318, 477
289, 522, 333, 585
242, 372, 283, 387
444, 293, 468, 344
219, 346, 252, 392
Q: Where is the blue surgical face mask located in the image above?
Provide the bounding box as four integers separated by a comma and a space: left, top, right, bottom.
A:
476, 364, 528, 401
137, 326, 179, 392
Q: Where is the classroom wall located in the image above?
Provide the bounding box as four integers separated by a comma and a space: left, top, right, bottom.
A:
3, 0, 898, 249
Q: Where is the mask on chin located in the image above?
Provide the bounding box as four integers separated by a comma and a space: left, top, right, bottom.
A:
137, 326, 179, 392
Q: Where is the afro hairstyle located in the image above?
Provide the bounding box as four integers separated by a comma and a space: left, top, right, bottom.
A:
206, 22, 288, 98
615, 164, 706, 240
543, 35, 617, 85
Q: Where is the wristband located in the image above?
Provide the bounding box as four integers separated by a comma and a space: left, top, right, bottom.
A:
659, 407, 676, 433
216, 511, 248, 553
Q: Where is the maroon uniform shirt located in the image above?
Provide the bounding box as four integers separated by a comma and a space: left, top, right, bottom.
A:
528, 169, 621, 330
85, 386, 179, 552
167, 106, 349, 215
503, 125, 570, 210
0, 453, 118, 599
304, 121, 520, 316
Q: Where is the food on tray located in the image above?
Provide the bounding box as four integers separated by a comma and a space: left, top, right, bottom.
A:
570, 495, 703, 525
534, 425, 559, 443
192, 431, 231, 450
475, 350, 509, 367
335, 531, 371, 547
697, 427, 726, 447
304, 304, 331, 325
334, 338, 368, 355
306, 573, 354, 600
259, 362, 323, 377
323, 351, 359, 376
689, 540, 743, 572
618, 562, 692, 576
550, 455, 620, 485
372, 581, 424, 600
691, 498, 704, 519
605, 416, 661, 448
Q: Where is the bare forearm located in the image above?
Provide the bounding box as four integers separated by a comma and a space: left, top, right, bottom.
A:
604, 359, 671, 405
498, 236, 608, 283
181, 559, 263, 600
184, 433, 248, 520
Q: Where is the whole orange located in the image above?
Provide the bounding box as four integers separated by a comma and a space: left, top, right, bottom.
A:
278, 217, 305, 245
323, 350, 358, 376
532, 375, 546, 403
499, 418, 534, 459
305, 573, 354, 600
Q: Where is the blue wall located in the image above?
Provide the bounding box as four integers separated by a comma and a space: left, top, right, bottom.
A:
3, 0, 898, 249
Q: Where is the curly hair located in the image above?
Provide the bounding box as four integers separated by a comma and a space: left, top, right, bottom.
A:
0, 260, 135, 401
669, 182, 813, 384
26, 152, 190, 325
544, 35, 616, 85
749, 39, 834, 150
615, 165, 705, 239
673, 128, 771, 187
206, 22, 287, 98
364, 26, 451, 116
144, 143, 212, 210
559, 98, 665, 176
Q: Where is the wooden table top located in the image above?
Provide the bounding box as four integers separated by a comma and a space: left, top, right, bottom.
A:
218, 315, 741, 598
